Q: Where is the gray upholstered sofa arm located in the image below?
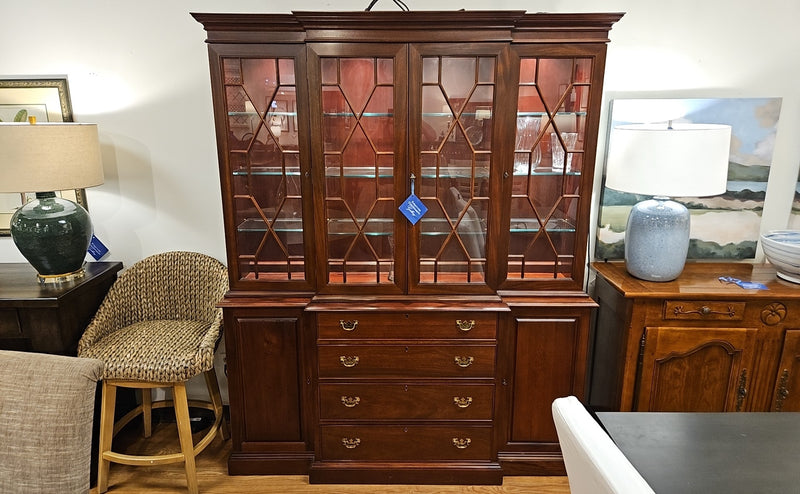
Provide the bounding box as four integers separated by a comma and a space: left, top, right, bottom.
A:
0, 350, 104, 494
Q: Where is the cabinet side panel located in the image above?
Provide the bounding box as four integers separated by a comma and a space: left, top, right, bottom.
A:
588, 276, 630, 411
510, 316, 586, 442
235, 316, 303, 441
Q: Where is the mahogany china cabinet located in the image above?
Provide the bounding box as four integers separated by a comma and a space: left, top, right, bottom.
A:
193, 10, 622, 484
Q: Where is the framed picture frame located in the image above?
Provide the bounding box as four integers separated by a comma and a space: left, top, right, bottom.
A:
595, 97, 783, 261
0, 78, 88, 235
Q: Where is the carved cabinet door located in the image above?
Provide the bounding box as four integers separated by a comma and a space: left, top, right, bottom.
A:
636, 326, 758, 412
771, 329, 800, 412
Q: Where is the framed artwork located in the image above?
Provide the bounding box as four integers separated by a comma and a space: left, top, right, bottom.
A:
596, 97, 783, 260
0, 78, 87, 235
789, 172, 800, 229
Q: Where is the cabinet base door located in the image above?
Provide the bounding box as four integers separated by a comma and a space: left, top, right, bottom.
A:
772, 329, 800, 411
637, 326, 757, 412
225, 312, 312, 474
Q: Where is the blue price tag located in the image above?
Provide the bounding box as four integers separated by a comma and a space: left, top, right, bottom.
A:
399, 193, 427, 224
399, 175, 427, 225
719, 276, 767, 290
88, 234, 109, 260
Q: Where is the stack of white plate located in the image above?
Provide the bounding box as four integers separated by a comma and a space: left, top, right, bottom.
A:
761, 230, 800, 284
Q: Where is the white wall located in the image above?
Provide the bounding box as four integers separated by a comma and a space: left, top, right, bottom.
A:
1, 0, 798, 267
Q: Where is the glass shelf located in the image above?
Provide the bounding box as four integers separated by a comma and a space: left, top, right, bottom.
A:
509, 217, 575, 233
230, 166, 579, 178
324, 112, 394, 117
516, 111, 587, 118
237, 216, 574, 235
239, 217, 303, 233
233, 167, 301, 176
220, 111, 590, 118
228, 111, 297, 117
323, 166, 490, 179
513, 168, 581, 177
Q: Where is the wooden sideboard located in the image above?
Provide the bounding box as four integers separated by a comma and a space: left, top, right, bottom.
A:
589, 261, 800, 413
0, 261, 123, 355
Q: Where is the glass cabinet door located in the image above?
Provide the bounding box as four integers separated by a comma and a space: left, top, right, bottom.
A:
219, 51, 310, 287
411, 48, 503, 290
309, 45, 407, 291
507, 53, 596, 284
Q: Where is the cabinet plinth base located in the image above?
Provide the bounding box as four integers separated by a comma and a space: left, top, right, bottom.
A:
309, 462, 503, 485
228, 452, 314, 476
498, 452, 567, 476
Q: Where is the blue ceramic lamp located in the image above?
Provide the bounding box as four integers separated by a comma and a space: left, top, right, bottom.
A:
0, 121, 104, 284
605, 123, 731, 282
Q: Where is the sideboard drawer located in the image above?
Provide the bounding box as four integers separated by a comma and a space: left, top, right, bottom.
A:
317, 312, 497, 340
319, 383, 494, 420
318, 344, 496, 378
663, 300, 746, 321
319, 424, 493, 461
0, 309, 21, 337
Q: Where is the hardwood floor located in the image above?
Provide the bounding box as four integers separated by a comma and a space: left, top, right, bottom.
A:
91, 418, 571, 493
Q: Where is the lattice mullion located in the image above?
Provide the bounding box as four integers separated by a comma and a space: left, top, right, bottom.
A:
248, 195, 291, 259
328, 198, 361, 263
522, 198, 563, 261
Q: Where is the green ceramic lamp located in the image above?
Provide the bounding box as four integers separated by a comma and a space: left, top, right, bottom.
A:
0, 121, 104, 284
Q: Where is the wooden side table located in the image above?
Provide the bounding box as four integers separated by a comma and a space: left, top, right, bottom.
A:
0, 261, 123, 355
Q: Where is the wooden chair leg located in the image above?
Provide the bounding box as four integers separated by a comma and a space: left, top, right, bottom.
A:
204, 368, 230, 440
173, 383, 199, 494
97, 381, 117, 494
142, 387, 153, 438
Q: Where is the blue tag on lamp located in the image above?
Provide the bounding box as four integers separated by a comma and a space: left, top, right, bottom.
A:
399, 174, 427, 225
88, 234, 109, 260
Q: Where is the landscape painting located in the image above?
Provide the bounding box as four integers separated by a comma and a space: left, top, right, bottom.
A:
595, 97, 782, 260
788, 175, 800, 229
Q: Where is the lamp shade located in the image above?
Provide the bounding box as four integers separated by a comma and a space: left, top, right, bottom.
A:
0, 122, 104, 192
605, 123, 731, 197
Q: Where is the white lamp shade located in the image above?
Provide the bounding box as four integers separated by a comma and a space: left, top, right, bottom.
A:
0, 122, 104, 193
605, 123, 731, 197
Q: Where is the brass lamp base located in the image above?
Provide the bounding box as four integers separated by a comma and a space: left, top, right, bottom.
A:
37, 266, 87, 286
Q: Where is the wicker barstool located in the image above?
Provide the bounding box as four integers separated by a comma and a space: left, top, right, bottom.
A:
78, 251, 230, 494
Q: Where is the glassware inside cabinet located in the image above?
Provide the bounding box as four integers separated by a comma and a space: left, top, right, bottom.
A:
417, 56, 495, 284
508, 56, 594, 280
223, 57, 305, 282
321, 57, 397, 285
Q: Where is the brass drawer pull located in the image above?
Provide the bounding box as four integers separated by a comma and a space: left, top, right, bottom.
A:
673, 305, 735, 317
342, 437, 361, 449
453, 396, 473, 408
456, 319, 476, 332
454, 356, 474, 368
452, 437, 471, 449
339, 355, 360, 368
339, 319, 359, 331
340, 396, 361, 408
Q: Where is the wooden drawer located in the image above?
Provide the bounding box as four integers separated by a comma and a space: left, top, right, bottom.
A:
319, 383, 494, 420
317, 312, 497, 340
663, 300, 746, 321
318, 344, 496, 378
319, 424, 492, 461
0, 309, 21, 337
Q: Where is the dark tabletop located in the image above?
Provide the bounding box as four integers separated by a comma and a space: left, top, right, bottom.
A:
0, 261, 122, 306
597, 412, 800, 494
